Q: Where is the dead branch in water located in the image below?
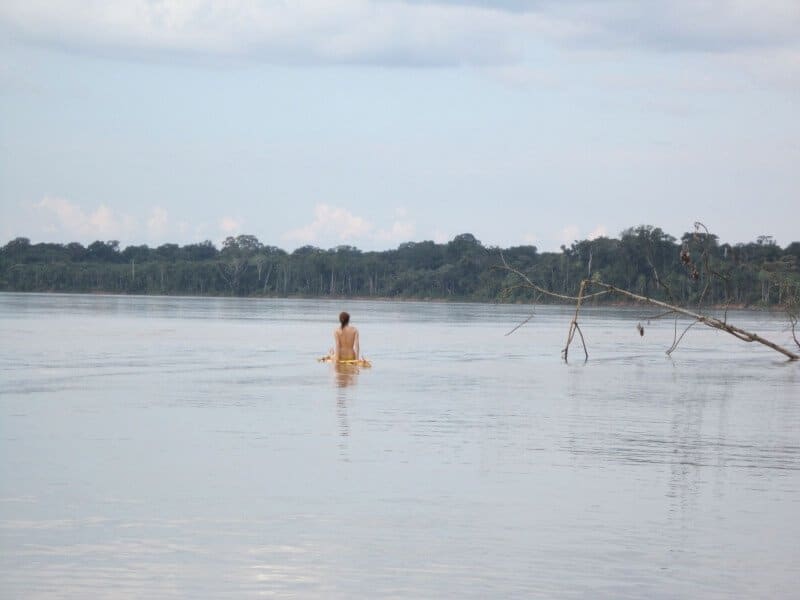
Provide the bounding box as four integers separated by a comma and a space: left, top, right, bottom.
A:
590, 281, 798, 360
562, 279, 589, 362
500, 248, 800, 362
667, 315, 695, 356
505, 310, 536, 337
499, 254, 609, 303
790, 315, 800, 350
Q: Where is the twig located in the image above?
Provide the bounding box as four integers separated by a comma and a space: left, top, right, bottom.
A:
562, 279, 589, 362
505, 310, 536, 336
645, 249, 674, 303
574, 322, 589, 361
640, 310, 678, 321
667, 320, 698, 355
693, 221, 717, 310
500, 254, 608, 303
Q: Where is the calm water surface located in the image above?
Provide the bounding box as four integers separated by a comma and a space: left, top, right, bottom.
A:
1, 293, 798, 598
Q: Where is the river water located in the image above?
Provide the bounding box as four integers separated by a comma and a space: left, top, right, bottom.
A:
1, 293, 798, 598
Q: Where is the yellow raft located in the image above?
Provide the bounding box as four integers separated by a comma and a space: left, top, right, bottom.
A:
318, 355, 372, 367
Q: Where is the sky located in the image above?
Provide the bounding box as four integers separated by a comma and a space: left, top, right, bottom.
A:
1, 1, 798, 252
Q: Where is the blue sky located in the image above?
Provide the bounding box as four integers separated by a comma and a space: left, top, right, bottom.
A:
1, 1, 798, 251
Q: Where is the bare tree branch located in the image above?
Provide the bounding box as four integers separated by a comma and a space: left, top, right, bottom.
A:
562, 279, 589, 362
505, 310, 536, 336
574, 322, 589, 361
589, 281, 799, 360
640, 310, 678, 321
500, 225, 800, 362
667, 319, 698, 355
500, 253, 608, 303
500, 270, 799, 361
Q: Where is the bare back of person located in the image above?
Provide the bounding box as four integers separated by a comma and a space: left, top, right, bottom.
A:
334, 326, 359, 361
333, 312, 360, 362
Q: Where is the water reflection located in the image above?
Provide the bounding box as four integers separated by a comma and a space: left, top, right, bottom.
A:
333, 363, 360, 388
332, 363, 359, 462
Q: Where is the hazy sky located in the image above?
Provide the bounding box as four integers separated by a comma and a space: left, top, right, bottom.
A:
1, 1, 798, 251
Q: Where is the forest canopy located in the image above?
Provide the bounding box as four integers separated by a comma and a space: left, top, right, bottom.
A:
1, 227, 798, 307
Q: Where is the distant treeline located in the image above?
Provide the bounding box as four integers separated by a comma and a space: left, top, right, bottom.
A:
1, 227, 799, 307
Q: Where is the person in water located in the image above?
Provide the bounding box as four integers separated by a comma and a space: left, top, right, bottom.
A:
333, 311, 360, 363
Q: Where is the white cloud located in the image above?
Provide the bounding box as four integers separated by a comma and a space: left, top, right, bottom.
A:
1, 1, 796, 65
283, 203, 417, 247
375, 219, 415, 242
0, 0, 562, 67
580, 1, 800, 52
522, 233, 537, 245
34, 196, 136, 240
36, 196, 87, 232
0, 1, 797, 92
219, 216, 242, 234
587, 225, 607, 240
283, 204, 372, 245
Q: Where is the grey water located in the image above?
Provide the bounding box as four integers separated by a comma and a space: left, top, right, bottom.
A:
1, 292, 798, 599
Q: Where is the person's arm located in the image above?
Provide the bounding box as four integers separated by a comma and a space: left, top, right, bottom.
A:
333, 329, 341, 362
354, 328, 360, 359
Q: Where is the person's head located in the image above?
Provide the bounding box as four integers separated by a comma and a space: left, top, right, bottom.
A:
339, 311, 350, 329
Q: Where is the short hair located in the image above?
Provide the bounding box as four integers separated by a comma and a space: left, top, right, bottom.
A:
339, 311, 350, 328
